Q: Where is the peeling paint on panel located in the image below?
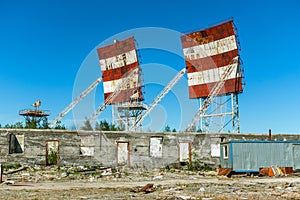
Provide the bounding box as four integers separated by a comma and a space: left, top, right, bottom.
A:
181, 20, 243, 98
183, 35, 237, 60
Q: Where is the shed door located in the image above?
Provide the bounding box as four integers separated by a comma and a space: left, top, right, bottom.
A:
293, 145, 300, 170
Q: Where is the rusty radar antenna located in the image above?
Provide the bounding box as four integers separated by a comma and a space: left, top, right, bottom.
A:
19, 100, 50, 128
19, 100, 49, 117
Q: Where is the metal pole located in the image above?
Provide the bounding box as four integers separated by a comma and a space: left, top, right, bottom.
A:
231, 93, 235, 133
236, 94, 240, 133
199, 98, 203, 132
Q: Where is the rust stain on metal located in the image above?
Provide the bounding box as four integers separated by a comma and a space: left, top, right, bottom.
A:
218, 168, 232, 176
259, 167, 293, 176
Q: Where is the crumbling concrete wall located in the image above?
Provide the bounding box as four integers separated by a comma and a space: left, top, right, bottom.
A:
0, 129, 299, 169
0, 129, 85, 166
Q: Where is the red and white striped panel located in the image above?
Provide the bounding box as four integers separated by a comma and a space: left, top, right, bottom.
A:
97, 37, 143, 104
181, 20, 243, 98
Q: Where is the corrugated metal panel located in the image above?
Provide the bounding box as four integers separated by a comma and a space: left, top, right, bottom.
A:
180, 20, 243, 98
103, 73, 140, 93
187, 63, 239, 86
220, 141, 300, 172
97, 37, 136, 59
183, 35, 237, 60
100, 49, 137, 71
232, 142, 294, 171
104, 87, 143, 104
293, 145, 300, 170
188, 77, 243, 99
181, 21, 235, 49
186, 49, 239, 72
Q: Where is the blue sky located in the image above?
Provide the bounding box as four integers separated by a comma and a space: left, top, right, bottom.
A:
0, 0, 299, 133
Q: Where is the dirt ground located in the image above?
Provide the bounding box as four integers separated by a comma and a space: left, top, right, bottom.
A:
0, 167, 300, 200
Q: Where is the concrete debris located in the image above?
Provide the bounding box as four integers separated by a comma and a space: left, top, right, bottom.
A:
178, 195, 196, 200
89, 177, 95, 182
198, 187, 205, 193
21, 173, 31, 176
60, 172, 68, 178
163, 187, 178, 193
101, 168, 112, 176
275, 186, 282, 190
114, 172, 121, 178
131, 183, 155, 193
4, 180, 15, 185
153, 175, 163, 180
9, 182, 40, 187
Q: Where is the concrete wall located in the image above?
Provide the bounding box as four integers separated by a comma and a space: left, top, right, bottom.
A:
0, 129, 299, 169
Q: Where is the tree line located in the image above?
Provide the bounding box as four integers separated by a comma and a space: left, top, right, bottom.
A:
0, 117, 196, 132
0, 117, 65, 130
81, 119, 125, 131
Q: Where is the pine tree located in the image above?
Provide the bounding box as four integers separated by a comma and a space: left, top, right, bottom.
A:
81, 118, 93, 130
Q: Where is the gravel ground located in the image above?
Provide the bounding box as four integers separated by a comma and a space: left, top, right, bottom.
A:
0, 167, 299, 199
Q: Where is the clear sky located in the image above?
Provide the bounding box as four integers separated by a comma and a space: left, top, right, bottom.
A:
0, 0, 299, 133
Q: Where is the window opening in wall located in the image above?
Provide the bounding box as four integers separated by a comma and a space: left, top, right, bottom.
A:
116, 141, 130, 167
80, 135, 95, 156
211, 144, 220, 157
179, 142, 192, 166
223, 144, 229, 159
9, 134, 24, 154
45, 140, 59, 166
150, 137, 163, 158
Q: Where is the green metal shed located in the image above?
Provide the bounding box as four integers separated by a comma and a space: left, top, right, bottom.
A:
220, 140, 300, 173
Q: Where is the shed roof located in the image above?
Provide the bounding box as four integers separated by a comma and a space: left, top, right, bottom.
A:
221, 140, 300, 144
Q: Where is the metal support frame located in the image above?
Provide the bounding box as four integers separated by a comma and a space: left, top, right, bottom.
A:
129, 68, 186, 131
111, 66, 146, 131
199, 93, 240, 133
87, 68, 139, 124
186, 57, 239, 132
113, 101, 146, 131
